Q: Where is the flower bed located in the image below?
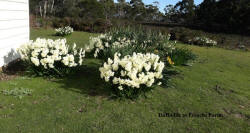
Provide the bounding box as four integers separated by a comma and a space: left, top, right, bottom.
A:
15, 27, 196, 99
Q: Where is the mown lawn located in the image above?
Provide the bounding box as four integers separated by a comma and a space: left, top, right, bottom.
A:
0, 28, 249, 133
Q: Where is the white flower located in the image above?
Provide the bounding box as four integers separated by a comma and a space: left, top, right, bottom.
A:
124, 62, 132, 71
112, 63, 119, 71
120, 70, 126, 77
118, 86, 123, 91
107, 58, 113, 64
144, 63, 151, 71
62, 57, 69, 66
31, 51, 39, 58
31, 57, 40, 66
113, 78, 119, 84
73, 43, 76, 49
68, 54, 74, 62
41, 49, 49, 57
48, 64, 54, 68
105, 42, 109, 47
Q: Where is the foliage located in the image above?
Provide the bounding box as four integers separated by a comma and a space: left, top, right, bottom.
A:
1, 88, 32, 99
174, 0, 195, 22
195, 0, 250, 33
29, 0, 250, 34
88, 27, 196, 67
99, 52, 164, 99
17, 38, 85, 77
55, 26, 74, 36
50, 17, 112, 33
163, 0, 250, 34
169, 47, 196, 66
143, 25, 249, 50
29, 0, 163, 29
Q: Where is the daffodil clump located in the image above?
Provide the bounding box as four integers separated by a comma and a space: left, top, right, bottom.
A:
17, 38, 85, 76
55, 26, 74, 36
87, 27, 177, 62
192, 37, 217, 46
99, 52, 165, 98
89, 34, 137, 58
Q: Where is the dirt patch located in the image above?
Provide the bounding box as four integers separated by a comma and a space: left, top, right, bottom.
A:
0, 73, 17, 81
222, 108, 248, 120
212, 85, 236, 95
233, 113, 244, 119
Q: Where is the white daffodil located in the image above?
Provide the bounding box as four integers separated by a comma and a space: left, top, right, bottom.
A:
31, 57, 40, 66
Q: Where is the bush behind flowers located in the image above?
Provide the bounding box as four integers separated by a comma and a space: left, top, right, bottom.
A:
17, 38, 85, 77
169, 47, 196, 66
99, 52, 164, 99
88, 27, 176, 60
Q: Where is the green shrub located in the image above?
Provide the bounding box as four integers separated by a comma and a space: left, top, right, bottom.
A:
169, 47, 196, 66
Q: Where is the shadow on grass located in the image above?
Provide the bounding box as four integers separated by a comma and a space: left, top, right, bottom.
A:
2, 58, 111, 98
2, 58, 180, 99
52, 61, 112, 97
161, 67, 181, 88
51, 61, 181, 99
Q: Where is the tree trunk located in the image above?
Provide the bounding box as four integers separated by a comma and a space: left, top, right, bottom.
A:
50, 0, 54, 14
39, 6, 43, 17
43, 1, 47, 18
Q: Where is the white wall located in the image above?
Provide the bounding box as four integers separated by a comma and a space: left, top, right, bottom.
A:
0, 0, 30, 67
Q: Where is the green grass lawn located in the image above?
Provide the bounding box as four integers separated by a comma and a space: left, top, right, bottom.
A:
30, 28, 96, 47
0, 28, 249, 132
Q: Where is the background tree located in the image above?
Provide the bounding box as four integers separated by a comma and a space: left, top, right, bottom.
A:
99, 0, 115, 20
174, 0, 195, 22
145, 4, 161, 22
164, 4, 178, 23
129, 0, 146, 21
195, 0, 250, 33
117, 0, 126, 18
